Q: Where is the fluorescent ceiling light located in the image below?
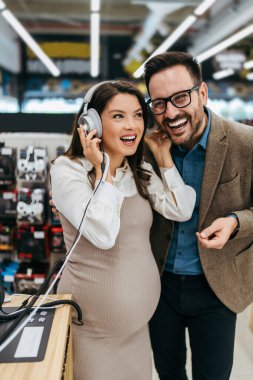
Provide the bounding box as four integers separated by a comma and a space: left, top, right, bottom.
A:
194, 0, 217, 16
1, 9, 60, 77
91, 0, 100, 12
133, 15, 197, 78
244, 59, 253, 70
0, 0, 6, 10
213, 68, 234, 80
196, 24, 253, 63
246, 72, 253, 80
90, 12, 100, 77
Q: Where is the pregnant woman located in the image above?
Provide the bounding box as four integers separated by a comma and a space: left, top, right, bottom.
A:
50, 80, 196, 380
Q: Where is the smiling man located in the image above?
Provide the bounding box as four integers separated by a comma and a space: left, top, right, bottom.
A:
144, 51, 253, 380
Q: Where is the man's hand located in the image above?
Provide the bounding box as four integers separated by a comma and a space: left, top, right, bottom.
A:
49, 190, 59, 218
196, 216, 238, 249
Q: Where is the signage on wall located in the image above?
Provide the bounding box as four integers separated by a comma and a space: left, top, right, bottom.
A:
26, 41, 91, 74
214, 50, 246, 71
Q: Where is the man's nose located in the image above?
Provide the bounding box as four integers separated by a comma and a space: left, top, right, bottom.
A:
164, 101, 180, 119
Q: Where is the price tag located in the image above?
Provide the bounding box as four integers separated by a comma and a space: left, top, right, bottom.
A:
1, 147, 12, 155
34, 277, 45, 285
3, 192, 15, 200
4, 275, 14, 282
34, 231, 45, 239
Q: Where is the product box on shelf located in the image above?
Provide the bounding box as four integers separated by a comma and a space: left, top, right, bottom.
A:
17, 188, 46, 225
0, 145, 16, 186
16, 224, 50, 261
16, 146, 48, 184
0, 190, 17, 219
0, 224, 15, 252
14, 261, 49, 295
0, 260, 19, 294
49, 226, 65, 253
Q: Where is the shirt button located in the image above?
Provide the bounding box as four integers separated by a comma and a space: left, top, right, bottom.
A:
178, 251, 182, 256
159, 193, 165, 200
180, 230, 185, 234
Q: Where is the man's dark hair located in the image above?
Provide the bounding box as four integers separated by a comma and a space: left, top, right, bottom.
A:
144, 51, 202, 93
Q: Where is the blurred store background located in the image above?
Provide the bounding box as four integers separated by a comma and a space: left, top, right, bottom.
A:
0, 0, 252, 131
0, 2, 253, 379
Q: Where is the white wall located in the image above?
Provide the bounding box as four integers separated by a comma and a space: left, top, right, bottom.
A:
0, 132, 71, 161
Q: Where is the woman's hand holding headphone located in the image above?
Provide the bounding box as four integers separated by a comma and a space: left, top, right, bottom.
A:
78, 126, 103, 163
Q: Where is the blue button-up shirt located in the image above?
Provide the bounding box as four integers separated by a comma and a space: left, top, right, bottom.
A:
165, 107, 211, 275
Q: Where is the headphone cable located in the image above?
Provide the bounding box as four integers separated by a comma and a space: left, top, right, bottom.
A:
0, 152, 110, 351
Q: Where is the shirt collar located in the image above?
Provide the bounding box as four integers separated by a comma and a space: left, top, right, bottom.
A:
80, 157, 129, 175
198, 106, 211, 150
113, 159, 129, 181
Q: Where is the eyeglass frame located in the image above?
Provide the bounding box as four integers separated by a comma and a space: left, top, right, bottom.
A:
146, 84, 201, 115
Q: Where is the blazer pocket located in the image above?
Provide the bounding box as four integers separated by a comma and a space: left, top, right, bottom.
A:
235, 244, 253, 294
212, 174, 242, 212
217, 174, 240, 190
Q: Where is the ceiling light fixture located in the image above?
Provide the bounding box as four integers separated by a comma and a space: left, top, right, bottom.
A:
91, 0, 100, 12
132, 0, 220, 79
0, 0, 6, 11
212, 68, 235, 80
244, 59, 253, 70
90, 11, 100, 78
196, 24, 253, 63
133, 15, 197, 78
1, 9, 60, 77
194, 0, 218, 16
246, 72, 253, 80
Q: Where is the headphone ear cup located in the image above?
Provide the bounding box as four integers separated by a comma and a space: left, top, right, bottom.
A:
82, 108, 102, 139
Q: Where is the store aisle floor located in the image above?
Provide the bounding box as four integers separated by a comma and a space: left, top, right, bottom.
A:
152, 306, 253, 380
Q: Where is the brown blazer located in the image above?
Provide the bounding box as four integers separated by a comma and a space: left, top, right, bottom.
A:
145, 110, 253, 313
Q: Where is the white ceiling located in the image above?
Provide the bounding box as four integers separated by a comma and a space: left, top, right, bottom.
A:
2, 0, 253, 79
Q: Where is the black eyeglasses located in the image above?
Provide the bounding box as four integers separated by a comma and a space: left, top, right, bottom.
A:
146, 84, 200, 115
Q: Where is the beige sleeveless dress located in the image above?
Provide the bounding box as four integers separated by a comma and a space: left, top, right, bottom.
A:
57, 193, 161, 380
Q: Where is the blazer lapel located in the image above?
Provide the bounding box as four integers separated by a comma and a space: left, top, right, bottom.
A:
198, 112, 228, 228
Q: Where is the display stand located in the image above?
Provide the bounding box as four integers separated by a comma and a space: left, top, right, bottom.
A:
0, 294, 73, 380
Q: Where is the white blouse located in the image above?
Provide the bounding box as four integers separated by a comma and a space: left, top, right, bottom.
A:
50, 156, 196, 249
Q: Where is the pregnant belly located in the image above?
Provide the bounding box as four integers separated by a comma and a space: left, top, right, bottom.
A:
59, 254, 161, 336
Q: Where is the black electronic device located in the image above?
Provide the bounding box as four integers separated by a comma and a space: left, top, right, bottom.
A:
0, 307, 55, 363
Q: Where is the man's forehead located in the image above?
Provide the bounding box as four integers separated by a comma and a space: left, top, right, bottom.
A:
149, 80, 194, 99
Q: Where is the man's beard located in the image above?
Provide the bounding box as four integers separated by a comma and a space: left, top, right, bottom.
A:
159, 110, 204, 147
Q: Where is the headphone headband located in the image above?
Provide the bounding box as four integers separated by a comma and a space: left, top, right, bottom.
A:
79, 80, 115, 139
83, 80, 114, 114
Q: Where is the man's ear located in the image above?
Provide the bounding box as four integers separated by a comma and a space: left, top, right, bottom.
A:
199, 81, 208, 106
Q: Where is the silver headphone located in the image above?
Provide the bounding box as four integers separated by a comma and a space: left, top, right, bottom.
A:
78, 81, 114, 139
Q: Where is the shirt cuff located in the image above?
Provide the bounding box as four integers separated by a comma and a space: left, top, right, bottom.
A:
159, 165, 185, 190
